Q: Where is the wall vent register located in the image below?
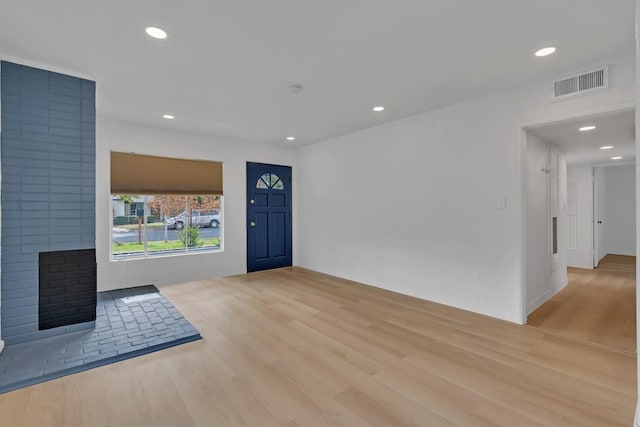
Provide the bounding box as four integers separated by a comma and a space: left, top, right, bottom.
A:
551, 66, 610, 100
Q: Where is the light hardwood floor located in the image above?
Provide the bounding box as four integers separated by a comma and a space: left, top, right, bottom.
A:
528, 255, 636, 353
0, 267, 636, 426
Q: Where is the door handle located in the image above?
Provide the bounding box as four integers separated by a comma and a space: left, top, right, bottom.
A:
597, 221, 602, 224
250, 221, 256, 227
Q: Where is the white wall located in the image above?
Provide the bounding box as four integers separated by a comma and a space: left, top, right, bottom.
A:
297, 54, 635, 324
551, 146, 568, 297
96, 118, 297, 291
604, 165, 636, 256
525, 135, 567, 314
567, 166, 594, 269
525, 134, 550, 313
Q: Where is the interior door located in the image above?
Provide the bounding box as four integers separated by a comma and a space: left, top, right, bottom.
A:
246, 162, 292, 272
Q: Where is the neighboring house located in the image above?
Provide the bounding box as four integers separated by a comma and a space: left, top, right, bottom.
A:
111, 196, 152, 218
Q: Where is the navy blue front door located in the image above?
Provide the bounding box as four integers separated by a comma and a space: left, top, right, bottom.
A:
247, 162, 292, 272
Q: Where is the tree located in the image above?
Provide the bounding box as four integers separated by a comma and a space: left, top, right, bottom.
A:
117, 195, 137, 204
148, 195, 221, 220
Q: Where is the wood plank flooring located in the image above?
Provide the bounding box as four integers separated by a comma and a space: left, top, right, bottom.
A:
527, 255, 636, 353
0, 267, 636, 426
597, 254, 636, 273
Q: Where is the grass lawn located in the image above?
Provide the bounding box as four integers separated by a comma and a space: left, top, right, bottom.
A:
117, 222, 166, 230
113, 237, 220, 253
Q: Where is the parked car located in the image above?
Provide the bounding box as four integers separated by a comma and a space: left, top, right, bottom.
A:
165, 209, 221, 230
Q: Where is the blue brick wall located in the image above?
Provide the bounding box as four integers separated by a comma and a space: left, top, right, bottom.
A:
1, 61, 96, 344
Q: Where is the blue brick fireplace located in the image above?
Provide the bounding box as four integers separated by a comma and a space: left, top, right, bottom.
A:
1, 61, 96, 345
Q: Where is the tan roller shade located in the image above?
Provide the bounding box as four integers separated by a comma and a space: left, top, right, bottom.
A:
111, 152, 223, 195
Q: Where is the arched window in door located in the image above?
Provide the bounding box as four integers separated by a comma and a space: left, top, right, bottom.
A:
256, 173, 284, 190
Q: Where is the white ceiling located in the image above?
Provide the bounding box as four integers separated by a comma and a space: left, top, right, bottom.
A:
529, 110, 636, 166
0, 0, 635, 147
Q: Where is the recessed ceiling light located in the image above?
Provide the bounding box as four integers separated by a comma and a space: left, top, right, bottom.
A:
145, 27, 168, 39
162, 114, 175, 120
579, 125, 596, 132
373, 106, 385, 112
611, 156, 623, 160
286, 136, 296, 141
600, 145, 614, 150
535, 46, 557, 57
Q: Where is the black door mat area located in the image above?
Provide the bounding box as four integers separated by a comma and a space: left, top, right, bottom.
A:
0, 285, 201, 394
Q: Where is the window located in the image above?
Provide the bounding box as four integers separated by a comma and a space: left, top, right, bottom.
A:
112, 194, 222, 260
256, 173, 284, 190
110, 152, 224, 261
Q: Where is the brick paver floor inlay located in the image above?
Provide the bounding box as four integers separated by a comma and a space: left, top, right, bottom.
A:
0, 285, 201, 394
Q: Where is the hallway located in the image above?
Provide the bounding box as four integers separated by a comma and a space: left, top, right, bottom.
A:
527, 255, 636, 353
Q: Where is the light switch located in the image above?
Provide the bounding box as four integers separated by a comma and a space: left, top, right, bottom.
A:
496, 197, 506, 209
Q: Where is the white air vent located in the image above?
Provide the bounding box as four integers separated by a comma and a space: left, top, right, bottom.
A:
551, 66, 610, 100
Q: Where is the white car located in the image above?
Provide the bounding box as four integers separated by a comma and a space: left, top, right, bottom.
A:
165, 209, 221, 230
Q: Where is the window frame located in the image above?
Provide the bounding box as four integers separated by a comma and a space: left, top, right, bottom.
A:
110, 194, 224, 262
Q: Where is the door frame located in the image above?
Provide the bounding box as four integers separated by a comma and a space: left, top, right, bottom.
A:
516, 102, 635, 324
246, 161, 293, 272
593, 167, 600, 268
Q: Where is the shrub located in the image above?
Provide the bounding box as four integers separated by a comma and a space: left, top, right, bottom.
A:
177, 226, 202, 248
113, 216, 156, 225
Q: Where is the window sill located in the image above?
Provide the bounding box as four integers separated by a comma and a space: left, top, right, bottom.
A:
110, 246, 223, 263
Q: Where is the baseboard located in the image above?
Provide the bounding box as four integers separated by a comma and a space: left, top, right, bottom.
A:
527, 290, 553, 315
567, 262, 593, 269
552, 276, 568, 294
527, 278, 567, 316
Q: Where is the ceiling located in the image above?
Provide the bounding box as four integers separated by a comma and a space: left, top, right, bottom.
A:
0, 0, 635, 147
529, 110, 636, 166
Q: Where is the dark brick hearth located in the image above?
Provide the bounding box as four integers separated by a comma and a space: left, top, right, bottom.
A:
39, 249, 97, 330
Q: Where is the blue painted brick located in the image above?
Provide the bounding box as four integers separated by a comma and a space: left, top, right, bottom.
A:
21, 201, 49, 210
21, 235, 49, 245
22, 114, 49, 126
22, 175, 50, 185
50, 160, 82, 170
22, 211, 49, 220
3, 183, 21, 193
1, 279, 36, 292
2, 323, 36, 338
49, 210, 80, 219
49, 235, 81, 244
21, 184, 49, 193
20, 123, 48, 134
49, 193, 82, 203
2, 61, 95, 342
2, 253, 35, 264
22, 244, 49, 254
51, 168, 82, 178
2, 262, 36, 273
21, 167, 49, 176
3, 227, 22, 237
49, 101, 81, 114
21, 191, 50, 201
4, 305, 37, 319
2, 236, 22, 247
50, 143, 81, 154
